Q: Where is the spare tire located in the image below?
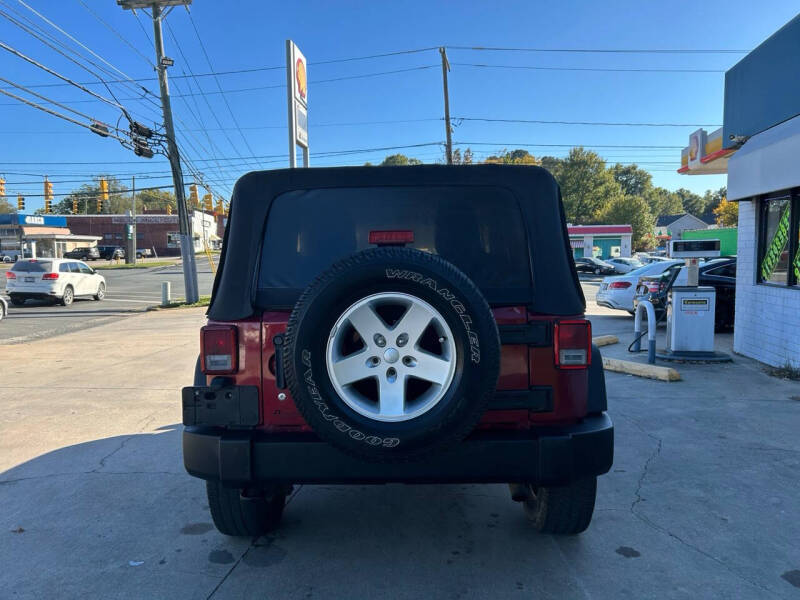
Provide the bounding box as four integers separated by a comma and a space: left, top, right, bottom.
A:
284, 247, 500, 462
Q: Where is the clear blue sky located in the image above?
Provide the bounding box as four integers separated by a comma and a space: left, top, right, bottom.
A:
2, 0, 798, 211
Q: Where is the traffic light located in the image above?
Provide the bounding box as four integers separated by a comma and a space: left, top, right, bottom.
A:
189, 184, 199, 207
72, 198, 78, 214
0, 177, 5, 197
44, 178, 53, 213
203, 193, 213, 212
17, 195, 24, 211
98, 178, 108, 213
166, 204, 173, 215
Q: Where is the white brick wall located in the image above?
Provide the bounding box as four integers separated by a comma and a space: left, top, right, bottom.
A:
733, 200, 800, 368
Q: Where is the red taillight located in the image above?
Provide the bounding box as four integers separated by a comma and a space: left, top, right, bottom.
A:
201, 325, 238, 374
42, 272, 59, 280
368, 230, 414, 245
608, 281, 631, 289
554, 320, 592, 369
646, 282, 660, 293
5, 271, 15, 279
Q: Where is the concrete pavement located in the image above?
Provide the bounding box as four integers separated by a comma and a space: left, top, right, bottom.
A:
1, 306, 799, 598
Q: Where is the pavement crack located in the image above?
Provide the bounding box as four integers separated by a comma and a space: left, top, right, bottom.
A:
206, 539, 256, 600
630, 436, 662, 512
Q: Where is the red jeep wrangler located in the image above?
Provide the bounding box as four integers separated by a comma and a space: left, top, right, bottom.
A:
183, 165, 613, 537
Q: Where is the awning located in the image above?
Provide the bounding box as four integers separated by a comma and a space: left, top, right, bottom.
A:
21, 226, 70, 236
728, 113, 800, 200
569, 238, 585, 249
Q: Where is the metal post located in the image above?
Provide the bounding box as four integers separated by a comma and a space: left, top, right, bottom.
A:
150, 3, 198, 302
439, 47, 453, 165
126, 176, 136, 264
161, 281, 171, 306
286, 40, 297, 169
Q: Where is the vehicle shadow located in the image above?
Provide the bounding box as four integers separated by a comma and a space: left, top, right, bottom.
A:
0, 423, 621, 599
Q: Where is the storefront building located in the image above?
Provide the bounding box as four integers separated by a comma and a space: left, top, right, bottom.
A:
0, 213, 100, 259
568, 225, 632, 259
678, 14, 800, 368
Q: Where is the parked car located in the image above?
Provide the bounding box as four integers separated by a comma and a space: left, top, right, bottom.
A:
596, 260, 682, 314
136, 248, 153, 259
183, 166, 613, 538
605, 257, 644, 274
633, 257, 736, 330
97, 245, 125, 260
574, 256, 616, 275
0, 293, 6, 320
5, 258, 106, 306
63, 246, 100, 261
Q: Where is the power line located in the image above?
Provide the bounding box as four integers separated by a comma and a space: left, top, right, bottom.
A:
186, 10, 261, 168
0, 86, 130, 143
455, 141, 684, 149
454, 117, 722, 127
76, 0, 154, 67
445, 45, 748, 54
451, 62, 725, 74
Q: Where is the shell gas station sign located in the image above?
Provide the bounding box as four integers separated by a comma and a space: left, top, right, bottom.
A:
678, 127, 736, 175
286, 40, 309, 167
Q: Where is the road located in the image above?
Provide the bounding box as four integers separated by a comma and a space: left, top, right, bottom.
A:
0, 260, 215, 344
1, 300, 799, 598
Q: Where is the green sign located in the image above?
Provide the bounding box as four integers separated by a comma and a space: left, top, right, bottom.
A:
761, 205, 790, 281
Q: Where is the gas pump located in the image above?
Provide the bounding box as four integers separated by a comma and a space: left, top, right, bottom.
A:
658, 239, 731, 361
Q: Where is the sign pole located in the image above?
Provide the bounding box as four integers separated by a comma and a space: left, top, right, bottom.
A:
286, 40, 297, 168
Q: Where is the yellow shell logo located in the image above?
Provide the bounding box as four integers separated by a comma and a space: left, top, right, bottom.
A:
296, 58, 307, 101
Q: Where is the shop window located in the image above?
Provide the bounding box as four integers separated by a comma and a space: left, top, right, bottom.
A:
758, 193, 799, 287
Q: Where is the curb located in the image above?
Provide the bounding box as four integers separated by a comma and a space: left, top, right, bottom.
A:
592, 335, 619, 347
602, 357, 681, 382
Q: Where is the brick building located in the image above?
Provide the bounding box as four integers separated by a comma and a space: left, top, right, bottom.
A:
67, 210, 221, 257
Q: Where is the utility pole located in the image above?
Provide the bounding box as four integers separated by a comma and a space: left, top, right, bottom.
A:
118, 0, 198, 302
439, 47, 453, 165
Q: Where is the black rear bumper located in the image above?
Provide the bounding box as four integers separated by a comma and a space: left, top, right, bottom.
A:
182, 413, 613, 486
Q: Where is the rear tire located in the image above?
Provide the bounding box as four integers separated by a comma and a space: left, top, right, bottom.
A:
10, 295, 25, 307
60, 285, 74, 306
519, 477, 597, 535
0, 302, 5, 320
206, 481, 288, 537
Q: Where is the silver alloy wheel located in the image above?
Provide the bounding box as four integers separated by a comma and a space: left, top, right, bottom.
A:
62, 286, 73, 306
326, 292, 457, 422
96, 283, 105, 300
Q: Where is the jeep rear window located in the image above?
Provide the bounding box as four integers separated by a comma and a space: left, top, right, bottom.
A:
257, 186, 531, 304
11, 261, 51, 273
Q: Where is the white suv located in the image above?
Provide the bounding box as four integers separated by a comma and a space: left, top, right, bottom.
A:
5, 259, 106, 306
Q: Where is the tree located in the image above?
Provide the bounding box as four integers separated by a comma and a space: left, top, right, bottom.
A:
644, 186, 684, 218
380, 154, 422, 166
52, 176, 128, 215
675, 188, 705, 216
0, 198, 14, 214
713, 197, 738, 226
452, 148, 474, 165
135, 188, 176, 213
484, 148, 538, 165
548, 148, 624, 224
610, 163, 652, 197
598, 195, 656, 251
701, 186, 727, 222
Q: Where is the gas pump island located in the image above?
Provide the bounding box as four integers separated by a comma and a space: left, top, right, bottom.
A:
658, 239, 732, 362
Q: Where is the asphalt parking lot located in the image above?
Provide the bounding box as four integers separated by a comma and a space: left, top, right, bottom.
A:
1, 285, 799, 598
0, 260, 215, 344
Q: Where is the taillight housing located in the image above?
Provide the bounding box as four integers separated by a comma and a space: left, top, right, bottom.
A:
42, 272, 59, 280
201, 325, 238, 374
554, 319, 592, 369
608, 281, 631, 289
5, 271, 15, 279
368, 230, 414, 246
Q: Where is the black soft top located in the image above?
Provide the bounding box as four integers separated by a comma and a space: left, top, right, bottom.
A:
207, 164, 585, 321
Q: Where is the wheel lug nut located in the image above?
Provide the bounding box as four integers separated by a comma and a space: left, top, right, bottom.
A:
402, 356, 417, 367
366, 356, 380, 368
374, 334, 386, 347
386, 367, 397, 382
396, 333, 408, 347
